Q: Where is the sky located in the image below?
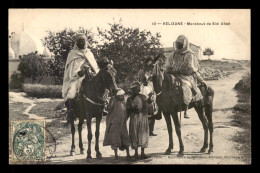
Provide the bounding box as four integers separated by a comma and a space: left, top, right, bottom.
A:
8, 9, 251, 60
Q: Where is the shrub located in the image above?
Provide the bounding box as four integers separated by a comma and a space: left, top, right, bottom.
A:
234, 103, 251, 113
23, 84, 62, 98
232, 71, 251, 164
18, 52, 50, 83
97, 21, 164, 83
9, 71, 24, 89
234, 72, 251, 93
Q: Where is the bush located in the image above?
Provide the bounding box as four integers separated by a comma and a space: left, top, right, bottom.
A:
18, 52, 50, 83
234, 103, 251, 113
234, 72, 251, 93
23, 84, 62, 98
97, 22, 164, 83
232, 71, 251, 164
9, 71, 24, 89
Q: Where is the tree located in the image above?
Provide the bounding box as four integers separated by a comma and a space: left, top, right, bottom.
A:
203, 48, 214, 60
18, 52, 50, 83
9, 71, 24, 89
96, 22, 164, 83
43, 27, 97, 85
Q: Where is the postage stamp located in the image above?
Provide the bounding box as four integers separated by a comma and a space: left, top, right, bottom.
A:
10, 120, 56, 164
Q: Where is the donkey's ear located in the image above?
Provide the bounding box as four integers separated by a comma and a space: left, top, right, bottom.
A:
97, 60, 109, 70
153, 55, 160, 64
97, 60, 102, 68
99, 57, 110, 66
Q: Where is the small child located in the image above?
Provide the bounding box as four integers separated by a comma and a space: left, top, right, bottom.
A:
103, 88, 131, 160
127, 82, 149, 159
140, 77, 157, 136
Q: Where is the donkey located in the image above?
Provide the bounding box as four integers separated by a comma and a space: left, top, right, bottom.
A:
67, 58, 117, 159
151, 68, 214, 156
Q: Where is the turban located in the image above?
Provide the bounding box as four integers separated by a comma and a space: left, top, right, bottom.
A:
176, 35, 188, 48
75, 33, 87, 41
175, 35, 190, 53
116, 88, 125, 96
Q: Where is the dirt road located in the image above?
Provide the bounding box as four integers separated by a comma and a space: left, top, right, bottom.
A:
42, 69, 247, 165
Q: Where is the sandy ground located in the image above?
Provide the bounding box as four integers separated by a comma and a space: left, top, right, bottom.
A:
9, 69, 249, 165
46, 69, 248, 165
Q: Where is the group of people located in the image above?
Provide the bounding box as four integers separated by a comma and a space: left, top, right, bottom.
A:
62, 32, 208, 160
103, 83, 150, 160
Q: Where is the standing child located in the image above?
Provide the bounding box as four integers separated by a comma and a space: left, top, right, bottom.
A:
140, 76, 157, 136
127, 82, 149, 159
103, 88, 131, 160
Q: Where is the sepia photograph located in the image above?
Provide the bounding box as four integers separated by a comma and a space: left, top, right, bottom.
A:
8, 9, 251, 165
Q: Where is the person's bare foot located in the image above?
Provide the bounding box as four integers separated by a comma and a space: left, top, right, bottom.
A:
149, 132, 157, 136
134, 153, 138, 159
141, 154, 149, 159
126, 155, 131, 161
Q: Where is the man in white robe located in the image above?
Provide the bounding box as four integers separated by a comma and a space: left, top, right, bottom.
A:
166, 35, 206, 118
62, 33, 99, 121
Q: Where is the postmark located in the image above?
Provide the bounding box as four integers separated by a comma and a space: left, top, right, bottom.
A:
10, 120, 56, 164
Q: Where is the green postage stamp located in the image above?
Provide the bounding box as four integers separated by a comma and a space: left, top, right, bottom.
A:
10, 120, 46, 163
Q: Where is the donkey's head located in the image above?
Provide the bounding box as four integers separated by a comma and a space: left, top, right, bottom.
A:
97, 57, 118, 93
148, 54, 167, 94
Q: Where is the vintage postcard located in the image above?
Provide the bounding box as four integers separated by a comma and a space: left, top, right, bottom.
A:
9, 9, 251, 164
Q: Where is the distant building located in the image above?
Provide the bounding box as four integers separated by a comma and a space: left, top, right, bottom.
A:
9, 30, 52, 58
9, 40, 15, 59
189, 43, 202, 60
9, 30, 53, 80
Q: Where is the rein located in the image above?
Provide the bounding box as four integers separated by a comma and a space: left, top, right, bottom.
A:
81, 66, 105, 107
83, 94, 104, 106
82, 65, 113, 107
156, 91, 162, 96
84, 69, 103, 106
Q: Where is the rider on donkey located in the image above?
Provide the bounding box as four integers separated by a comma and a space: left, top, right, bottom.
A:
153, 35, 207, 119
62, 32, 100, 122
167, 35, 207, 118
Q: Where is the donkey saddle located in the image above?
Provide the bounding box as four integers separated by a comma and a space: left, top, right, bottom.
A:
166, 74, 199, 108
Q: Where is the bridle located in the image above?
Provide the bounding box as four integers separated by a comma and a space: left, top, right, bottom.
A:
83, 72, 105, 106
82, 64, 116, 107
156, 91, 162, 96
83, 94, 104, 106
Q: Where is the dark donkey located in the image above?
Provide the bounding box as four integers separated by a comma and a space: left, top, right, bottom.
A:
68, 58, 117, 159
151, 64, 215, 156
